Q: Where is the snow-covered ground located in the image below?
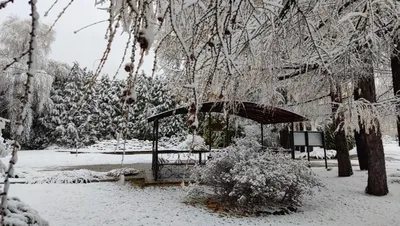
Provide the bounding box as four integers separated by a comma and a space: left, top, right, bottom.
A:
1, 140, 400, 226
63, 138, 183, 153
8, 168, 400, 226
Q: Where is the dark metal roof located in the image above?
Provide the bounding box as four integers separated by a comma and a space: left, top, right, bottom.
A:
147, 101, 307, 124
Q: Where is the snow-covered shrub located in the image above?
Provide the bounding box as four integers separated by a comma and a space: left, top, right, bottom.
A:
243, 124, 279, 147
26, 170, 108, 184
106, 168, 140, 177
191, 138, 322, 209
3, 197, 49, 226
177, 134, 207, 151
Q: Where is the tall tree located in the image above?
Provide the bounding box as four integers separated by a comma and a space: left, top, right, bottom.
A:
330, 79, 353, 177
355, 57, 388, 196
391, 36, 400, 146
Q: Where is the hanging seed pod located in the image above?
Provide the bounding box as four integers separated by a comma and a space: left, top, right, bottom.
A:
137, 30, 149, 51
124, 63, 132, 72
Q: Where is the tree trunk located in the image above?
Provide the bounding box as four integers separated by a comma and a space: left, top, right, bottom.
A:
354, 87, 369, 170
355, 72, 388, 196
354, 130, 368, 170
391, 38, 400, 146
279, 126, 290, 149
366, 121, 388, 196
330, 81, 353, 177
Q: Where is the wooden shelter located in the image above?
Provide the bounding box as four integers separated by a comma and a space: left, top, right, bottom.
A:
147, 101, 307, 180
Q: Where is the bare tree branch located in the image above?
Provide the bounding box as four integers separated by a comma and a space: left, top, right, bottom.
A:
0, 0, 14, 10
2, 50, 29, 71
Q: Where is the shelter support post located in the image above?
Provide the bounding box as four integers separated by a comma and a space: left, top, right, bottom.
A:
208, 112, 212, 152
225, 114, 229, 147
322, 132, 328, 169
152, 121, 155, 171
261, 123, 264, 147
291, 122, 295, 160
154, 120, 159, 180
305, 131, 310, 163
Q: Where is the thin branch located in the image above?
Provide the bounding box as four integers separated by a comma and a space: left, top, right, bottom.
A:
278, 63, 320, 80
44, 0, 59, 17
47, 0, 76, 33
0, 0, 14, 10
73, 20, 108, 34
0, 0, 38, 223
2, 50, 29, 71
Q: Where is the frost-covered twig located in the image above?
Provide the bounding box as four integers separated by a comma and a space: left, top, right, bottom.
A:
70, 9, 121, 117
0, 0, 39, 223
0, 0, 14, 10
73, 19, 108, 34
44, 0, 59, 17
112, 22, 134, 80
2, 50, 29, 71
47, 0, 76, 33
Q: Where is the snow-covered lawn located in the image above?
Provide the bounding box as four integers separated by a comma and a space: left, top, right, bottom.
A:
1, 140, 400, 226
8, 168, 400, 226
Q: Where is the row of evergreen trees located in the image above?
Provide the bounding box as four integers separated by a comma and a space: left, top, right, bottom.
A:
23, 63, 185, 149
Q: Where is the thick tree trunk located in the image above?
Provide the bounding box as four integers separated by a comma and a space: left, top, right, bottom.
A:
355, 73, 388, 196
330, 81, 353, 177
365, 122, 388, 196
354, 87, 369, 170
391, 38, 400, 146
354, 130, 368, 170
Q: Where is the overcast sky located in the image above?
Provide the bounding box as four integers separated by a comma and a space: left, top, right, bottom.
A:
0, 0, 154, 79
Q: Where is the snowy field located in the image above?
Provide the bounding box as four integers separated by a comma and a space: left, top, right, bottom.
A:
1, 140, 400, 226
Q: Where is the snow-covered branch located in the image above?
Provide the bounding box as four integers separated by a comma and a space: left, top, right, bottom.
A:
0, 0, 40, 222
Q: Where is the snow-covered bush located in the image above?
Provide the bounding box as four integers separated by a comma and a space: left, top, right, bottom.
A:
3, 197, 49, 226
191, 138, 322, 210
106, 168, 140, 177
26, 170, 108, 184
243, 124, 279, 147
177, 134, 207, 151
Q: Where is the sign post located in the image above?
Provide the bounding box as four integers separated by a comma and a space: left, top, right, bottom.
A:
291, 131, 327, 169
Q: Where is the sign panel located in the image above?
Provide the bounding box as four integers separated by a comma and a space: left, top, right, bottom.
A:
293, 131, 306, 146
307, 132, 324, 147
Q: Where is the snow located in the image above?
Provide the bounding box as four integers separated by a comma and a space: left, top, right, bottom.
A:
2, 149, 151, 170
338, 12, 368, 23
0, 140, 400, 225
296, 147, 337, 159
176, 134, 207, 151
7, 167, 400, 226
